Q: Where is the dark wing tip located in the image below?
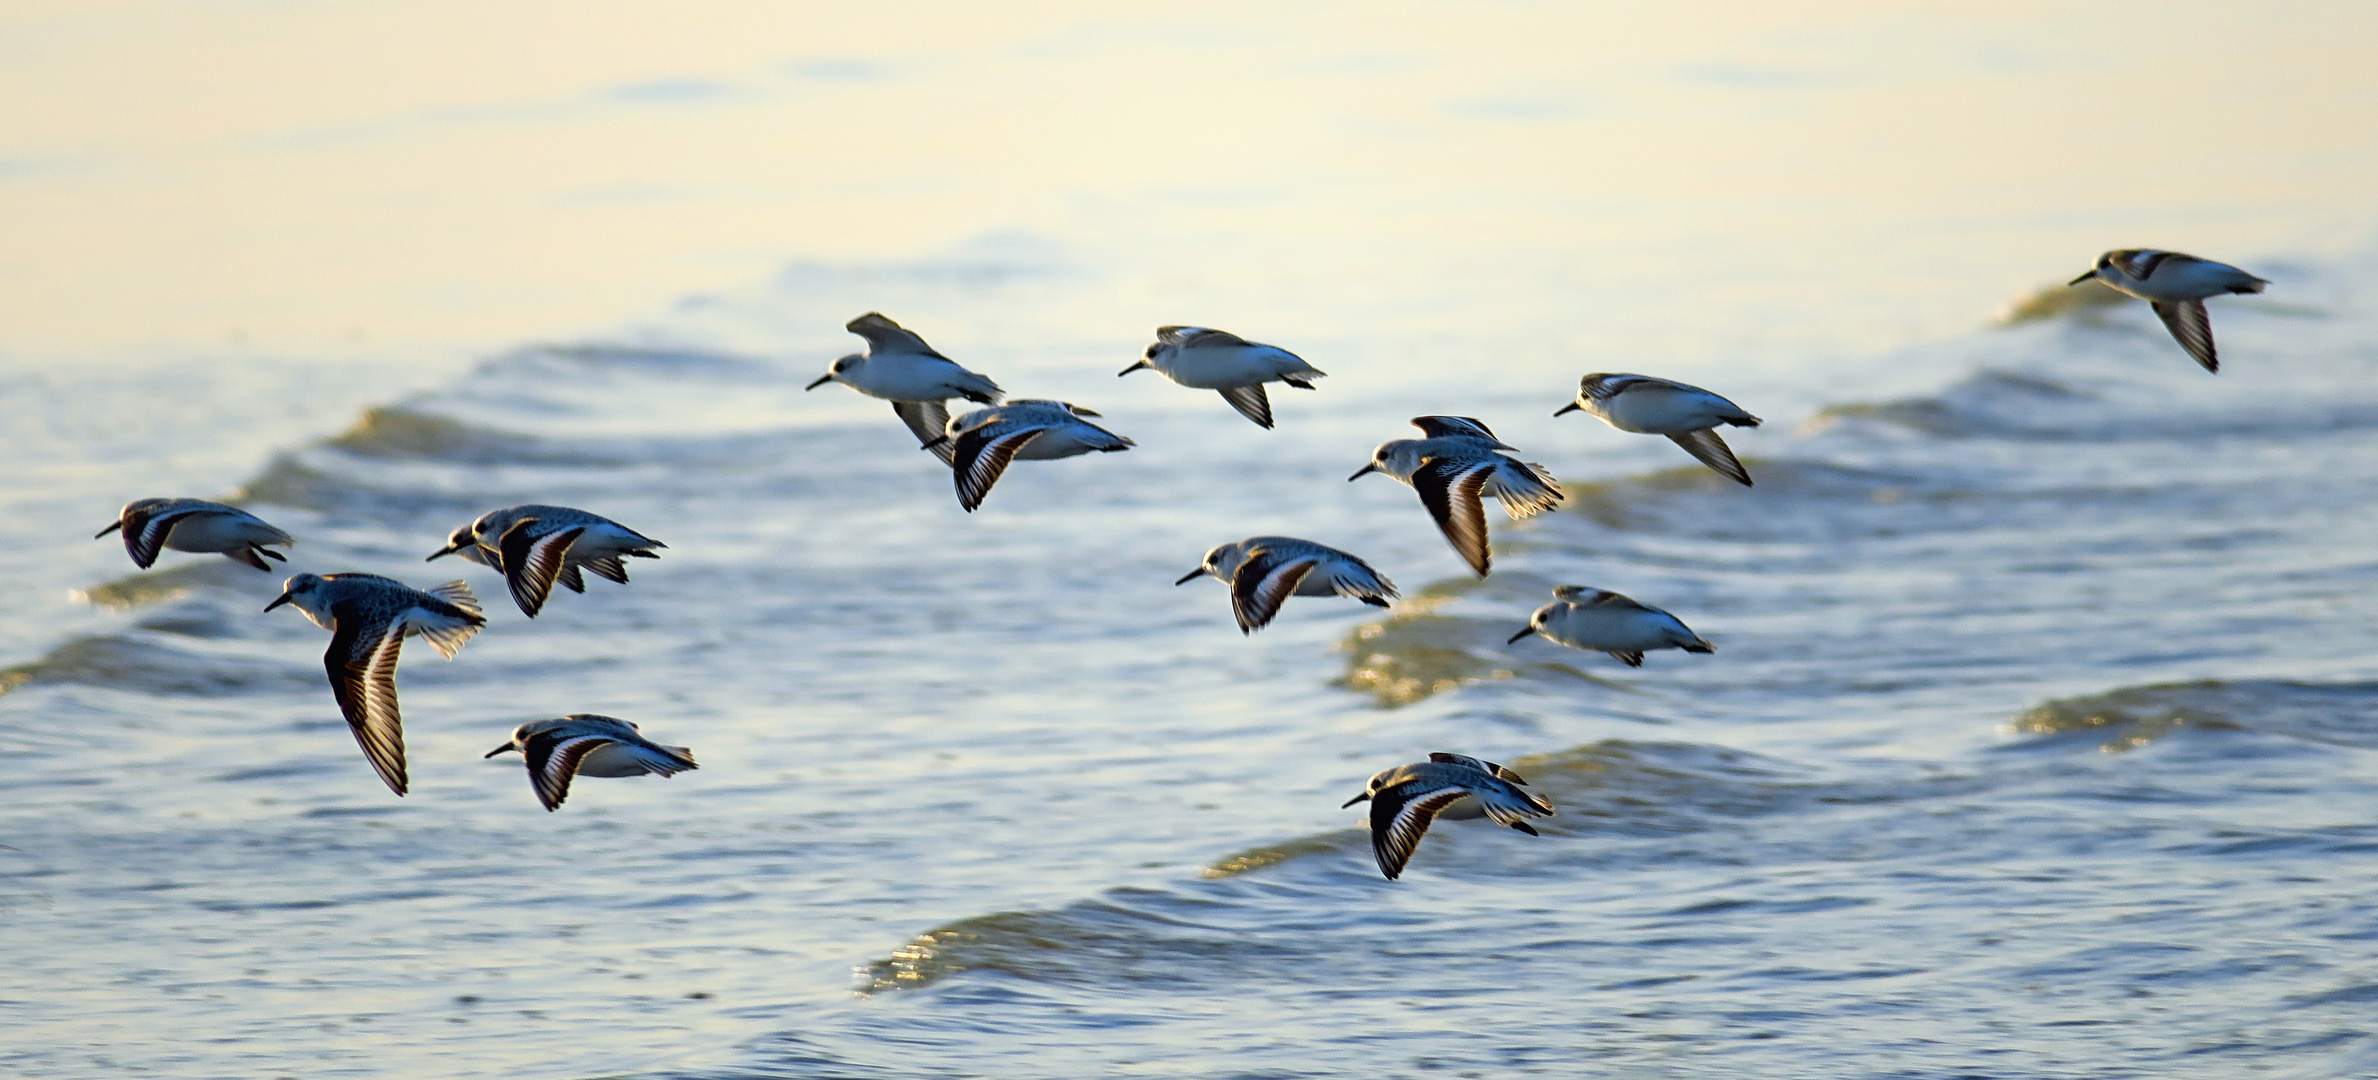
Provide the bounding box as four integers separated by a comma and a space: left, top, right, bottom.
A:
1414, 458, 1493, 577
1216, 384, 1275, 428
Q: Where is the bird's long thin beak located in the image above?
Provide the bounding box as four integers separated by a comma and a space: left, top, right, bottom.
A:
805, 374, 834, 390
263, 592, 292, 613
919, 434, 949, 451
1348, 463, 1379, 482
93, 522, 122, 538
2067, 270, 2096, 287
1117, 360, 1150, 377
1341, 793, 1370, 808
1506, 625, 1537, 644
485, 744, 517, 759
1553, 402, 1582, 417
425, 542, 459, 562
1174, 568, 1205, 586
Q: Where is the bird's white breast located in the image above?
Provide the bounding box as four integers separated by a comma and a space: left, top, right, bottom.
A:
844, 353, 968, 401
161, 512, 271, 553
1540, 605, 1685, 650
1594, 384, 1727, 434
1153, 344, 1283, 389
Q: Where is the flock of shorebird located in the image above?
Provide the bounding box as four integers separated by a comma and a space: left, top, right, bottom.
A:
93, 248, 2266, 879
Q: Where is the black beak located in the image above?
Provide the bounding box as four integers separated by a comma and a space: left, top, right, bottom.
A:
425, 543, 459, 562
1118, 360, 1150, 377
94, 522, 122, 538
1553, 402, 1581, 417
2067, 270, 2097, 287
1506, 625, 1537, 644
485, 744, 517, 759
1174, 568, 1205, 586
1348, 463, 1379, 482
919, 434, 950, 451
1341, 793, 1370, 808
263, 592, 292, 613
805, 374, 834, 390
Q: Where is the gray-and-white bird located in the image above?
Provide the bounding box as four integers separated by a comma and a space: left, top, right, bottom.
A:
1119, 326, 1326, 429
923, 399, 1135, 512
1342, 752, 1554, 880
806, 312, 1004, 464
1507, 584, 1712, 667
2069, 249, 2270, 373
95, 498, 294, 571
264, 573, 487, 796
484, 714, 698, 811
1175, 536, 1396, 633
1556, 374, 1762, 486
427, 505, 664, 619
1349, 416, 1563, 577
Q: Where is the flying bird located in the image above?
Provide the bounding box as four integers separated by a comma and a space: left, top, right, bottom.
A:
95, 498, 294, 571
265, 573, 486, 796
1508, 584, 1712, 667
1350, 416, 1562, 576
1176, 536, 1396, 633
485, 714, 698, 811
1342, 752, 1553, 880
925, 400, 1134, 512
428, 505, 664, 618
1556, 373, 1761, 486
1119, 325, 1325, 428
806, 312, 1004, 464
2069, 249, 2269, 373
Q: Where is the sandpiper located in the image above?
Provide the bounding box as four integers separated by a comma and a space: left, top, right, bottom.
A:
1119, 326, 1326, 429
428, 505, 664, 618
264, 573, 486, 796
1342, 752, 1553, 880
923, 399, 1134, 512
806, 312, 1003, 463
1556, 374, 1762, 486
1349, 416, 1562, 576
1508, 584, 1712, 667
95, 498, 294, 571
1176, 536, 1396, 633
485, 714, 697, 811
2069, 249, 2269, 373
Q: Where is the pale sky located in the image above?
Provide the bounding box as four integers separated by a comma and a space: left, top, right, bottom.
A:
3, 1, 2374, 359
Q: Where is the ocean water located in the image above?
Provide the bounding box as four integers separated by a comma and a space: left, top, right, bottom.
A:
9, 241, 2378, 1078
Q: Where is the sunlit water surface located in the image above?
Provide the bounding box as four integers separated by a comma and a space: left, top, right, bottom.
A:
7, 248, 2378, 1078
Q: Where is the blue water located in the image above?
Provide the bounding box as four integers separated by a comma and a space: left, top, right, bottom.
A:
6, 240, 2378, 1078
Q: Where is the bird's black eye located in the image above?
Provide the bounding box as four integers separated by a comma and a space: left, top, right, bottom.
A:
1144, 343, 1161, 359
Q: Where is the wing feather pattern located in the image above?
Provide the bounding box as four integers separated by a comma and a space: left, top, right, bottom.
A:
951, 425, 1044, 512
522, 732, 613, 811
1370, 784, 1474, 880
1159, 326, 1250, 348
1414, 458, 1496, 577
1230, 552, 1317, 633
2152, 299, 2219, 373
326, 614, 409, 796
498, 522, 585, 618
1410, 416, 1499, 441
894, 400, 959, 465
126, 506, 206, 569
1214, 384, 1274, 428
1665, 429, 1752, 486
